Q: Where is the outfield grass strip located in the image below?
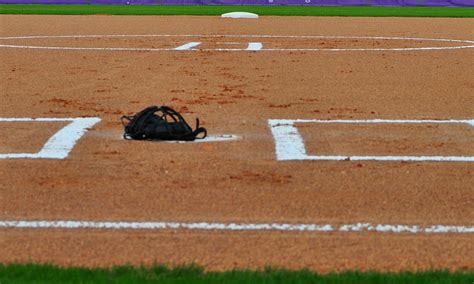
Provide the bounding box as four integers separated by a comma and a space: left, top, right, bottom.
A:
1, 263, 473, 283
0, 4, 473, 17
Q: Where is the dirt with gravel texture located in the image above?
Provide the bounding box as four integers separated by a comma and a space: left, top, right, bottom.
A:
0, 15, 473, 271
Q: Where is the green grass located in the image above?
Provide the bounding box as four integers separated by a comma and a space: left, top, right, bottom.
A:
0, 4, 473, 17
1, 263, 474, 283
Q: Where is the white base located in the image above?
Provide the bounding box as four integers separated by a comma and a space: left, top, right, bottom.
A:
221, 12, 259, 19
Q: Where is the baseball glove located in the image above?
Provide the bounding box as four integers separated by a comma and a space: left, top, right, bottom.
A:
121, 105, 207, 141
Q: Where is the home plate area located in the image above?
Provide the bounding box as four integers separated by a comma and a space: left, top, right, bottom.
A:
1, 14, 474, 271
1, 116, 473, 161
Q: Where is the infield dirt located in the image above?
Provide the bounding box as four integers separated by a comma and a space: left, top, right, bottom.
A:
0, 15, 473, 271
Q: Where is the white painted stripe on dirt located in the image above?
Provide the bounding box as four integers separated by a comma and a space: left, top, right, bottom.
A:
1, 34, 473, 44
0, 220, 473, 234
0, 44, 178, 52
297, 155, 474, 162
260, 46, 474, 52
339, 223, 474, 233
269, 122, 307, 161
2, 44, 472, 52
269, 119, 474, 125
0, 117, 101, 159
246, 42, 263, 51
174, 42, 201, 50
37, 118, 101, 159
268, 118, 474, 162
0, 118, 77, 122
1, 34, 473, 52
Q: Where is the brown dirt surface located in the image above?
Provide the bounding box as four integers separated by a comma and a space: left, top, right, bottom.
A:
0, 15, 473, 272
0, 122, 67, 153
299, 123, 474, 156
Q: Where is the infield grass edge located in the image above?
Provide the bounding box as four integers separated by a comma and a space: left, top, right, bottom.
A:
0, 4, 473, 17
1, 263, 474, 283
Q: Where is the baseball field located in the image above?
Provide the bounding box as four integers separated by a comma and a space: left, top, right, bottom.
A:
0, 4, 473, 282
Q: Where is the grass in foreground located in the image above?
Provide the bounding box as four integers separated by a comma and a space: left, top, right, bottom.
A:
0, 4, 473, 18
1, 263, 474, 283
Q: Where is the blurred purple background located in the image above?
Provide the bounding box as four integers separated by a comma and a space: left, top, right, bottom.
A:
1, 0, 472, 7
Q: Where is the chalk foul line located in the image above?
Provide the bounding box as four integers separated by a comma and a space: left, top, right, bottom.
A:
0, 220, 473, 234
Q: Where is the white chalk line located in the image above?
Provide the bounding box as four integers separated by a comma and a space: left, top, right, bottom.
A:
0, 117, 101, 159
174, 41, 201, 50
1, 34, 473, 52
268, 119, 474, 162
246, 42, 263, 51
0, 220, 472, 234
291, 155, 474, 162
1, 34, 473, 43
173, 41, 262, 51
2, 44, 472, 52
270, 119, 474, 125
0, 118, 80, 122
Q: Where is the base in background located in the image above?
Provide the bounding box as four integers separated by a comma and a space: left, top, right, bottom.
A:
221, 12, 259, 19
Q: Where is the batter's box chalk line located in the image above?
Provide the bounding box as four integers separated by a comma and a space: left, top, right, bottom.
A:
0, 117, 101, 159
0, 220, 473, 234
0, 34, 473, 52
268, 118, 474, 162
